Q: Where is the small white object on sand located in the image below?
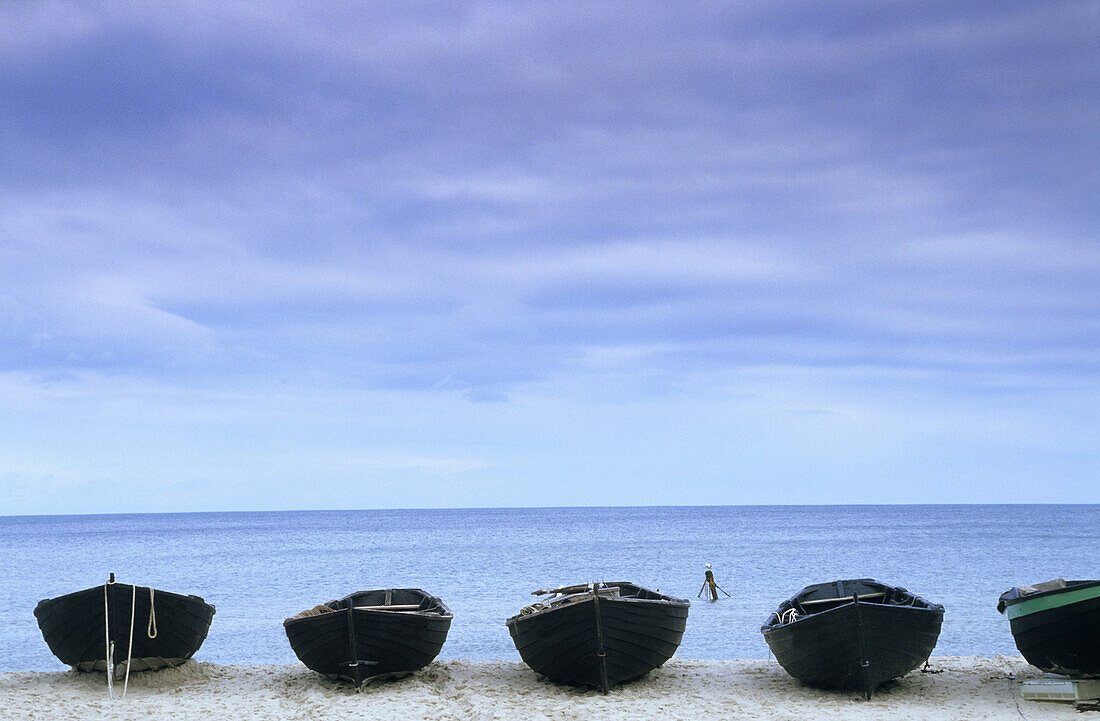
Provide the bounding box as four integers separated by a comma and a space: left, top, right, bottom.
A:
0, 656, 1080, 720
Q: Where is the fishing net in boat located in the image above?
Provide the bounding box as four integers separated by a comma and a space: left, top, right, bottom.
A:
289, 604, 335, 620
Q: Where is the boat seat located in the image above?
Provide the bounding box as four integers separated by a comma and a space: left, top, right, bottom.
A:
800, 592, 885, 606
547, 587, 620, 607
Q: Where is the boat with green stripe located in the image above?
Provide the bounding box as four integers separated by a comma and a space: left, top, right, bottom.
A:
998, 579, 1100, 677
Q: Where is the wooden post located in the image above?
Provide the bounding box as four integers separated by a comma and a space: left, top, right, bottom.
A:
345, 605, 363, 689
852, 593, 872, 700
592, 587, 609, 694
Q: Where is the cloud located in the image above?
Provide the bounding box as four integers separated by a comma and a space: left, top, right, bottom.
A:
0, 1, 1096, 510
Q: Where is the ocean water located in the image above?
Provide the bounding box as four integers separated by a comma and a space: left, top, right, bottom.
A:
0, 504, 1096, 672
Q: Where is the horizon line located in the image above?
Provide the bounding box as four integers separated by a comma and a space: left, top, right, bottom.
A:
3, 500, 1098, 520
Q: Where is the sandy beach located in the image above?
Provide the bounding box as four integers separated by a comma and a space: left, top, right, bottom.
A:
0, 655, 1084, 720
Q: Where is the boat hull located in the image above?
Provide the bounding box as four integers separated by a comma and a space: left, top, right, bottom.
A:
284, 589, 452, 685
1002, 582, 1100, 677
507, 594, 689, 691
764, 602, 942, 693
34, 583, 216, 674
762, 580, 943, 697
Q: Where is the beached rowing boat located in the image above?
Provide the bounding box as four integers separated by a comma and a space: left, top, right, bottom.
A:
284, 588, 452, 687
506, 581, 689, 693
998, 579, 1100, 677
761, 578, 944, 698
34, 575, 216, 676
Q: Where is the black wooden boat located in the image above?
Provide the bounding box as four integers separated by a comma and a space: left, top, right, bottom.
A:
761, 578, 944, 699
34, 575, 216, 676
284, 588, 452, 687
505, 581, 689, 693
998, 579, 1100, 677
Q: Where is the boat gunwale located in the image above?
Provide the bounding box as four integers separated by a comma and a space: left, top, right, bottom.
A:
35, 583, 216, 617
998, 580, 1100, 613
761, 595, 943, 634
505, 588, 689, 627
761, 580, 943, 634
283, 588, 453, 627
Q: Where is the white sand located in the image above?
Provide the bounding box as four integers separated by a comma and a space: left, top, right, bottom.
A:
0, 656, 1083, 720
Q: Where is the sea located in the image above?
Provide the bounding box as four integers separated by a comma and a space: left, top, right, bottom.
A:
0, 504, 1096, 673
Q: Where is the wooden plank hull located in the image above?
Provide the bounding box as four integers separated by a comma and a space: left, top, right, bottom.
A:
284, 589, 452, 685
34, 582, 216, 674
1001, 581, 1100, 677
762, 579, 943, 697
507, 588, 689, 691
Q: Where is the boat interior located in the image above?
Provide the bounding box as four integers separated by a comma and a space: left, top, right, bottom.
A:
513, 581, 682, 618
286, 590, 450, 618
767, 579, 935, 626
342, 589, 450, 615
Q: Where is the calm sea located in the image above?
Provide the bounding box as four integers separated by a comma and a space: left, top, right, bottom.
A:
0, 505, 1096, 672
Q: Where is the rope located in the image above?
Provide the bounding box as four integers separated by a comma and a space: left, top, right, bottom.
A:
1005, 675, 1027, 721
147, 587, 157, 638
990, 674, 1028, 721
103, 583, 114, 700
101, 578, 155, 701
121, 584, 137, 698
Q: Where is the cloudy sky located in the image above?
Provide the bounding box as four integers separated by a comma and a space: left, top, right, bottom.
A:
1, 1, 1097, 515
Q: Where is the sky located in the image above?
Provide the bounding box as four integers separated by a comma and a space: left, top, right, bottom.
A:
1, 1, 1097, 515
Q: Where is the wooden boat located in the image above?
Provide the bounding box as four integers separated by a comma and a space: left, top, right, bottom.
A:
997, 579, 1100, 677
505, 581, 689, 693
33, 574, 216, 676
283, 588, 452, 686
761, 578, 944, 699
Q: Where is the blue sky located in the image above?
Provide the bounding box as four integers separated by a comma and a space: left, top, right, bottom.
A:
1, 1, 1097, 514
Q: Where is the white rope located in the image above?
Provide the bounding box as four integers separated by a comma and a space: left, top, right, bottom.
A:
778, 607, 800, 624
103, 582, 114, 700
147, 587, 157, 638
121, 584, 137, 698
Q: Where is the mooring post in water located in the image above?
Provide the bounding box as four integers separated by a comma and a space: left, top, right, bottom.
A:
697, 564, 731, 602
852, 592, 872, 700
592, 584, 609, 694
